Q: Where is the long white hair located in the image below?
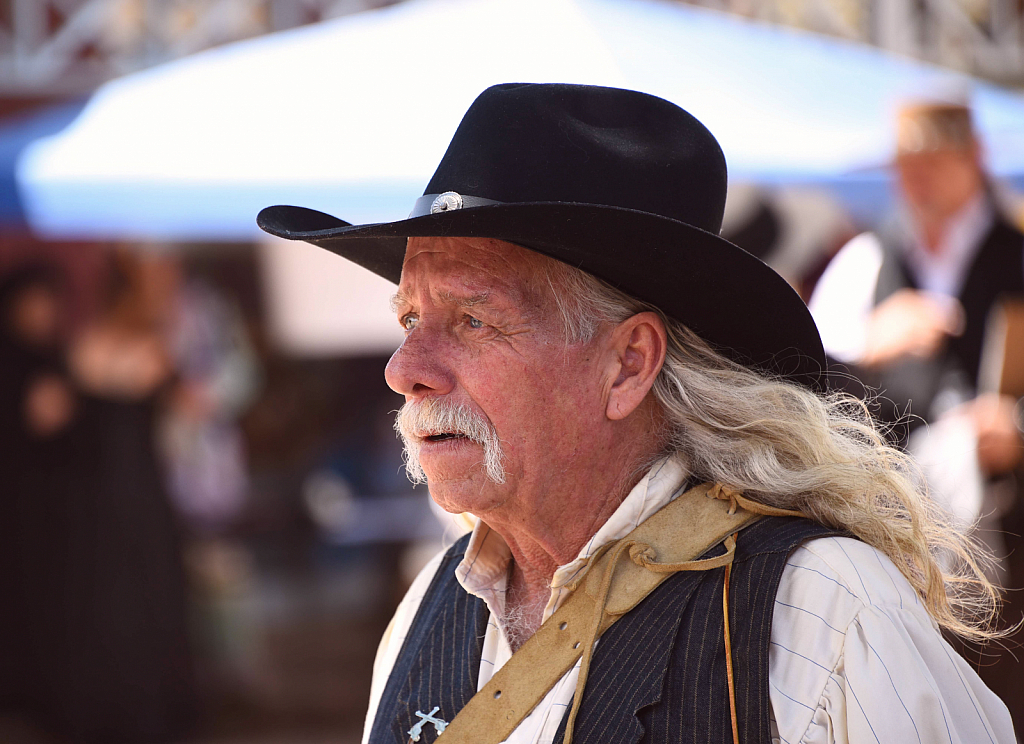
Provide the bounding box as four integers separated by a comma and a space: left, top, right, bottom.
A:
545, 260, 1002, 641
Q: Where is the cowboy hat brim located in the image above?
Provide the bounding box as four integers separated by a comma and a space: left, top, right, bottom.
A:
257, 201, 826, 390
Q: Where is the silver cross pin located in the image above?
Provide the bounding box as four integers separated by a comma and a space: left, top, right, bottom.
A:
408, 706, 448, 741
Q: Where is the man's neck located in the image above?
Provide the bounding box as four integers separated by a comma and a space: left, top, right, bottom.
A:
919, 219, 946, 254
504, 563, 550, 651
911, 190, 988, 255
500, 521, 618, 651
490, 460, 641, 638
484, 438, 665, 648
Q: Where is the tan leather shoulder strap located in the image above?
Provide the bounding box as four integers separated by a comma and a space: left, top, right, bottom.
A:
429, 482, 761, 744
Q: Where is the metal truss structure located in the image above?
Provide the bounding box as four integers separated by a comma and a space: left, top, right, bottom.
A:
0, 0, 1021, 96
0, 0, 391, 95
690, 0, 1024, 85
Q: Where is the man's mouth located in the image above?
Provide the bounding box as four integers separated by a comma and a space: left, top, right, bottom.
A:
423, 432, 469, 443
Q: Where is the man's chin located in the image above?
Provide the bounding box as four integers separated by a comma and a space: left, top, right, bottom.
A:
425, 471, 507, 517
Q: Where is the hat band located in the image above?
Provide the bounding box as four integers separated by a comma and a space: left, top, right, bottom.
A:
410, 192, 504, 218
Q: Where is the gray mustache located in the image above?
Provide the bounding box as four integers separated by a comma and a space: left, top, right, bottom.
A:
394, 398, 508, 485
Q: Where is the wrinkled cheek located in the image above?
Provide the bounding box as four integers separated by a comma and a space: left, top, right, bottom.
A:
489, 374, 598, 467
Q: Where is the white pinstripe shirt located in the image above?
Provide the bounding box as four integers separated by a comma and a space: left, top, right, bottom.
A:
363, 458, 1015, 743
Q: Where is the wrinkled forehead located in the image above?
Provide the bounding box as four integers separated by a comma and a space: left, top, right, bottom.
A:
398, 236, 558, 306
896, 146, 978, 166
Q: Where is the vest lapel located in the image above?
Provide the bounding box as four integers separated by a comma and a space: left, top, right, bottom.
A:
874, 221, 917, 306
550, 518, 842, 744
948, 218, 1024, 385
551, 567, 713, 744
368, 535, 489, 744
874, 214, 1024, 391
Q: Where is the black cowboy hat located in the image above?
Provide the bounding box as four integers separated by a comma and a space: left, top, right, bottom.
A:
257, 83, 826, 389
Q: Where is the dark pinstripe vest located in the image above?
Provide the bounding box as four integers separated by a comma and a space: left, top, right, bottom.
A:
867, 215, 1024, 447
874, 215, 1024, 392
368, 516, 839, 744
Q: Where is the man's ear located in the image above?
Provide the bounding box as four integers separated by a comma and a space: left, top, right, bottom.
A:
605, 312, 667, 421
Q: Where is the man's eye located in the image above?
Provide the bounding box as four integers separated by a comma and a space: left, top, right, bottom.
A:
467, 316, 484, 329
401, 314, 418, 330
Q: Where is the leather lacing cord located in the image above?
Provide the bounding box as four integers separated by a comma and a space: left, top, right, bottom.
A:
562, 485, 806, 744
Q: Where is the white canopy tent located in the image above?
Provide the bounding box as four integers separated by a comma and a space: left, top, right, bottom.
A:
10, 0, 1024, 356
260, 235, 404, 355
14, 0, 1024, 241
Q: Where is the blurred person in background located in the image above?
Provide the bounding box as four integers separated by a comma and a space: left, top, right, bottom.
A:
0, 263, 79, 721
809, 101, 1024, 728
0, 264, 76, 442
810, 103, 1024, 456
0, 248, 197, 744
160, 267, 259, 534
63, 245, 259, 741
720, 183, 855, 302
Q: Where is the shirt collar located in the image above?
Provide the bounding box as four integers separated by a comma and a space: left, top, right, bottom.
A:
454, 456, 690, 617
902, 192, 993, 296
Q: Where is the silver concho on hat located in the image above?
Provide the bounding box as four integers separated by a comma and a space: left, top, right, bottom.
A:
430, 191, 464, 214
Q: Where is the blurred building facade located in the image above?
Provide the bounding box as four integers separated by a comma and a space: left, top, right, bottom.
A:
0, 0, 396, 99
691, 0, 1024, 85
0, 0, 1021, 101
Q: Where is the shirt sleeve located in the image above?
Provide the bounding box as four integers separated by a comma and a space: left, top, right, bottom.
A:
769, 537, 1015, 744
807, 233, 884, 364
837, 602, 1014, 744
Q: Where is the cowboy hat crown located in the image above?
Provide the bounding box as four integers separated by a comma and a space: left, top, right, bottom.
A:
258, 83, 825, 389
419, 82, 727, 233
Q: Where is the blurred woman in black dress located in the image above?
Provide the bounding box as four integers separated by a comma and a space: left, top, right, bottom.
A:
0, 251, 196, 743
0, 264, 79, 720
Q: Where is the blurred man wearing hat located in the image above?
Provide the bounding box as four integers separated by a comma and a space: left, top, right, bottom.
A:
811, 103, 1024, 461
260, 85, 1013, 743
810, 101, 1024, 730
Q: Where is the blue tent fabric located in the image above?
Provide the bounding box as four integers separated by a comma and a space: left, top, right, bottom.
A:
0, 102, 85, 228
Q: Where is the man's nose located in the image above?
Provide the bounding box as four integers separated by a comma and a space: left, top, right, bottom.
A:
384, 329, 455, 398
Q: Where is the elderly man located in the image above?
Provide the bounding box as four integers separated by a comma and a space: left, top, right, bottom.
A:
259, 84, 1013, 744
